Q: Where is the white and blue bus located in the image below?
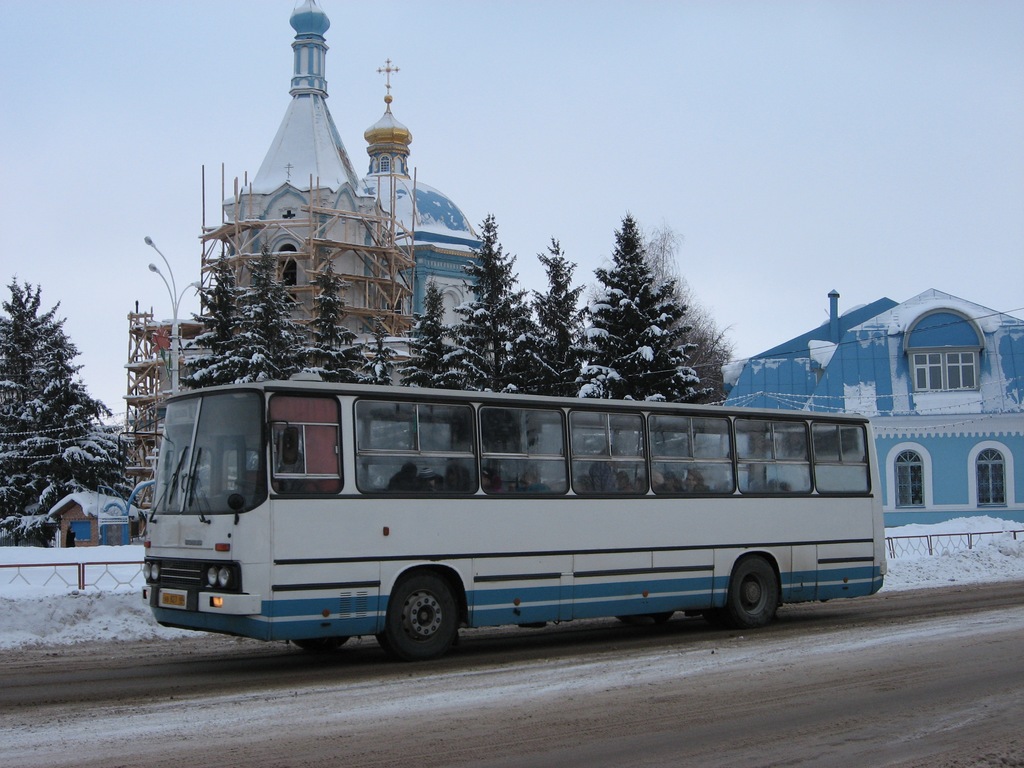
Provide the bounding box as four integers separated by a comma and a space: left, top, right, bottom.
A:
142, 379, 885, 661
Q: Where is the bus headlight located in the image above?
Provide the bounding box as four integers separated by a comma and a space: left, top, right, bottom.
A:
206, 564, 235, 589
217, 566, 232, 588
145, 561, 160, 581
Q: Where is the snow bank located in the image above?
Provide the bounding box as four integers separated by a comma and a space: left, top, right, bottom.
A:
1, 520, 1023, 650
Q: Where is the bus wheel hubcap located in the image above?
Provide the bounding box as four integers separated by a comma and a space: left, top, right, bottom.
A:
406, 591, 442, 639
741, 579, 762, 608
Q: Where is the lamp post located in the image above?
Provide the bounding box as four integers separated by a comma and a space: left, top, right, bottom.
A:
145, 236, 199, 395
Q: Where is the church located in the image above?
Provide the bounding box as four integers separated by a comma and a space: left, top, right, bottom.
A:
125, 0, 479, 487
201, 0, 480, 333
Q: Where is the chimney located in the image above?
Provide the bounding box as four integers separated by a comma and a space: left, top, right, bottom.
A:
828, 290, 840, 343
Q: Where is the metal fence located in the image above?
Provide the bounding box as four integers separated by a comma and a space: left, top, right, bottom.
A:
885, 529, 1024, 560
0, 561, 144, 592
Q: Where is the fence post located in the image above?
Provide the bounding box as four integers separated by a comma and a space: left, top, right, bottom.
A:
78, 563, 86, 590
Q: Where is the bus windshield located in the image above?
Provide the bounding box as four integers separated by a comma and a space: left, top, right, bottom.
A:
152, 391, 266, 515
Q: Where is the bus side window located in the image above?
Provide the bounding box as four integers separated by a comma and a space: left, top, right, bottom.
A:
570, 411, 646, 495
480, 407, 567, 494
813, 422, 870, 493
355, 400, 478, 494
269, 395, 342, 494
737, 419, 810, 494
649, 414, 733, 495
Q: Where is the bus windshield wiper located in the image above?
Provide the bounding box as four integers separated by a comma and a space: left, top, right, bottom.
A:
186, 447, 211, 524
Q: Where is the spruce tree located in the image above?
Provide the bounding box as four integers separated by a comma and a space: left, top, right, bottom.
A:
303, 258, 361, 383
577, 214, 702, 402
449, 214, 536, 393
0, 281, 126, 544
361, 317, 396, 386
400, 281, 463, 389
182, 254, 246, 388
532, 239, 586, 397
232, 245, 305, 383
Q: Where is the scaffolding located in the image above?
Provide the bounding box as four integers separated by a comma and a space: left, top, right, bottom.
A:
199, 177, 416, 337
124, 175, 416, 501
124, 307, 201, 508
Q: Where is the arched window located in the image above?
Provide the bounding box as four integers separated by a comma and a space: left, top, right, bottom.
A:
906, 310, 982, 392
895, 450, 924, 507
379, 156, 391, 174
977, 448, 1006, 506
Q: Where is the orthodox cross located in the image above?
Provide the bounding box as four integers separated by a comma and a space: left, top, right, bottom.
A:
377, 58, 400, 98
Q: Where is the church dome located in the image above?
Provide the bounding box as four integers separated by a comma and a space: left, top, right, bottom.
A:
364, 96, 413, 149
290, 0, 330, 37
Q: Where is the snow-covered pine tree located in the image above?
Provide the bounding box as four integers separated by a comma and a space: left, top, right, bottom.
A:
0, 281, 126, 544
532, 239, 586, 397
449, 214, 537, 393
232, 244, 305, 383
181, 253, 246, 389
400, 281, 463, 389
577, 214, 703, 402
361, 317, 396, 386
303, 258, 361, 383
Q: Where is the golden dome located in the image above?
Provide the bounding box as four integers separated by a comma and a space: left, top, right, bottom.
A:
363, 95, 413, 149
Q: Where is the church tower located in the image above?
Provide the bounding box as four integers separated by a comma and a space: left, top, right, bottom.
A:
359, 61, 480, 324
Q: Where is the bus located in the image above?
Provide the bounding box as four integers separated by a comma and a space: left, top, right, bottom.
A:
141, 378, 885, 661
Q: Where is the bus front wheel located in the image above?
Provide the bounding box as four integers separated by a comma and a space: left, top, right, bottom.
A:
722, 556, 779, 629
377, 572, 458, 661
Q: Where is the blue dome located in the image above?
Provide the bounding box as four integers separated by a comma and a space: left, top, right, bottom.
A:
290, 0, 330, 37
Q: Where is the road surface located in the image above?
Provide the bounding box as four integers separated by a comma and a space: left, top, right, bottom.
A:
2, 581, 1023, 767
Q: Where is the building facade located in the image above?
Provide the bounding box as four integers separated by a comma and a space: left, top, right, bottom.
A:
724, 289, 1024, 526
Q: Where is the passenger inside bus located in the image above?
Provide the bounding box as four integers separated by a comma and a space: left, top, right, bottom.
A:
387, 462, 419, 491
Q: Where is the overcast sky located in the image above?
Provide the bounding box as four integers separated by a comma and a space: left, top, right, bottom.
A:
2, 0, 1021, 414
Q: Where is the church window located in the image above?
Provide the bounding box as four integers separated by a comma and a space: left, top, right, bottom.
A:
895, 450, 924, 507
380, 156, 392, 174
977, 448, 1006, 506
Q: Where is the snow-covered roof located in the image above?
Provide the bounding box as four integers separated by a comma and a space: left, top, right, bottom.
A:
251, 93, 362, 195
361, 175, 480, 252
48, 491, 141, 520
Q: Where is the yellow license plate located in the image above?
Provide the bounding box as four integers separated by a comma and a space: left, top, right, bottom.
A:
160, 591, 186, 608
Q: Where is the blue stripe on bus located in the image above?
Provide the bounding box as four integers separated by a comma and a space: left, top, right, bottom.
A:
154, 565, 885, 641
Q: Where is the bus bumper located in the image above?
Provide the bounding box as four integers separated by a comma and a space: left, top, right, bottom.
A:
143, 586, 262, 615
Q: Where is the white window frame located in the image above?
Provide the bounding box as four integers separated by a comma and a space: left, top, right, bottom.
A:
911, 349, 977, 392
885, 443, 933, 511
967, 441, 1015, 508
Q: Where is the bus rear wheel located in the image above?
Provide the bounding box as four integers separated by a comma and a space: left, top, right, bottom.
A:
722, 556, 779, 629
377, 572, 458, 662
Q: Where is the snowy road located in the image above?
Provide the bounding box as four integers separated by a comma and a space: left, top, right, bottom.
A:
2, 581, 1023, 767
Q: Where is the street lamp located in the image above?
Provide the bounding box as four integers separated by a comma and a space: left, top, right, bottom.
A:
145, 237, 200, 394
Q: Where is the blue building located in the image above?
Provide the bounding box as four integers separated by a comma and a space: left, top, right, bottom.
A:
724, 289, 1024, 526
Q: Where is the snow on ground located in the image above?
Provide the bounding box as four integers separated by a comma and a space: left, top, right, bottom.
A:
0, 518, 1022, 650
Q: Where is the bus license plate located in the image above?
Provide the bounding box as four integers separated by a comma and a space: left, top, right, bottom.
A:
160, 590, 187, 609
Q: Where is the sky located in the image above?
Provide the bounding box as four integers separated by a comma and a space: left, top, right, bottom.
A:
1, 1, 1022, 415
